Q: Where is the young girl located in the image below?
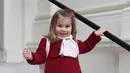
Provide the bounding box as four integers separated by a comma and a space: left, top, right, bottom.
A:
23, 9, 106, 73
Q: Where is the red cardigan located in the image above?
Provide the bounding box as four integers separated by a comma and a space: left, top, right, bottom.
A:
27, 32, 101, 73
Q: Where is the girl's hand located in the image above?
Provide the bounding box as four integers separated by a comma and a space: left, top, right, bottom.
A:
95, 27, 107, 36
23, 48, 33, 60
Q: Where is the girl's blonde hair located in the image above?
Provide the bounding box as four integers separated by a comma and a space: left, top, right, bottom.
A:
46, 9, 77, 42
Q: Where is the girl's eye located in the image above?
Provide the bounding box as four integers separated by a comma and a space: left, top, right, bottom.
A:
66, 25, 70, 28
58, 25, 62, 27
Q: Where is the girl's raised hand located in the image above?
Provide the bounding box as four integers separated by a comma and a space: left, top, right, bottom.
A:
94, 27, 107, 36
23, 48, 33, 60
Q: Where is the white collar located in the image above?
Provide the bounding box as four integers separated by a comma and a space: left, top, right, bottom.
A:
58, 35, 79, 58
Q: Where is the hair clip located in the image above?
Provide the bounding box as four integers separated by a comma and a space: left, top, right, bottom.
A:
63, 8, 74, 13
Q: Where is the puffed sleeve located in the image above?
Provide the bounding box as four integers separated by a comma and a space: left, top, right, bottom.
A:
78, 32, 101, 54
27, 38, 47, 65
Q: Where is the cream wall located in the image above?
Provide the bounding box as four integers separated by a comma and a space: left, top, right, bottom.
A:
3, 0, 24, 63
1, 0, 130, 73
